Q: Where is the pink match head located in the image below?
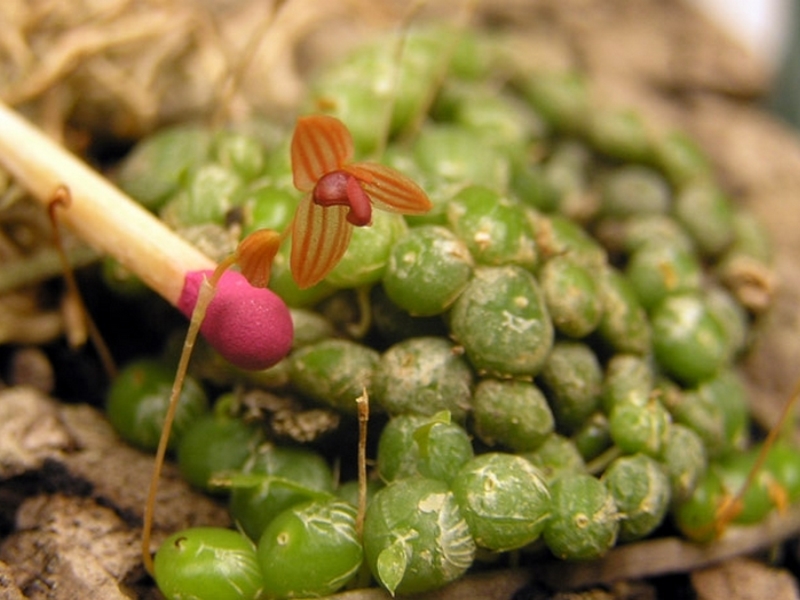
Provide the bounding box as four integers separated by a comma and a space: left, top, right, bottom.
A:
178, 270, 293, 371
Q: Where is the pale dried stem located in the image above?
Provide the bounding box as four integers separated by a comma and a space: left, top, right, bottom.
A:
356, 389, 369, 539
0, 294, 63, 345
0, 245, 98, 295
3, 9, 195, 106
210, 1, 286, 127
84, 58, 159, 124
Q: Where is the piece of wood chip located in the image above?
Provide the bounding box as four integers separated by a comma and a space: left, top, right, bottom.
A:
0, 494, 139, 600
0, 387, 73, 479
691, 557, 800, 600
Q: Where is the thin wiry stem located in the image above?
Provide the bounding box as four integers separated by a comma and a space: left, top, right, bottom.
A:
141, 254, 235, 575
48, 185, 117, 379
346, 286, 373, 339
356, 388, 369, 540
210, 0, 290, 127
713, 374, 800, 536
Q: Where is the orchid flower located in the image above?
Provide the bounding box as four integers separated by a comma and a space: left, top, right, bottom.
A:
289, 114, 432, 288
235, 228, 282, 289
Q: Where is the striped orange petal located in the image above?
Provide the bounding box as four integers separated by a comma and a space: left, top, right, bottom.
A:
291, 115, 354, 193
236, 229, 282, 288
290, 194, 353, 288
345, 162, 432, 215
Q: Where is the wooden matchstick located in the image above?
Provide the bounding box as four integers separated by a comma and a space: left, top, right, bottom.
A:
0, 100, 293, 370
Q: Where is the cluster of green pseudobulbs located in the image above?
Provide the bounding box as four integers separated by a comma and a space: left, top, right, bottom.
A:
107, 25, 793, 600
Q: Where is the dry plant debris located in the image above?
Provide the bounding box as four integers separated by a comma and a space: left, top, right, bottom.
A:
691, 557, 800, 600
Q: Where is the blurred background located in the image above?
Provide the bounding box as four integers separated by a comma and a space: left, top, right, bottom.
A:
689, 0, 800, 126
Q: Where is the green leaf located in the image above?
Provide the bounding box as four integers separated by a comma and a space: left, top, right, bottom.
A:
412, 411, 452, 458
376, 540, 409, 596
210, 472, 334, 501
